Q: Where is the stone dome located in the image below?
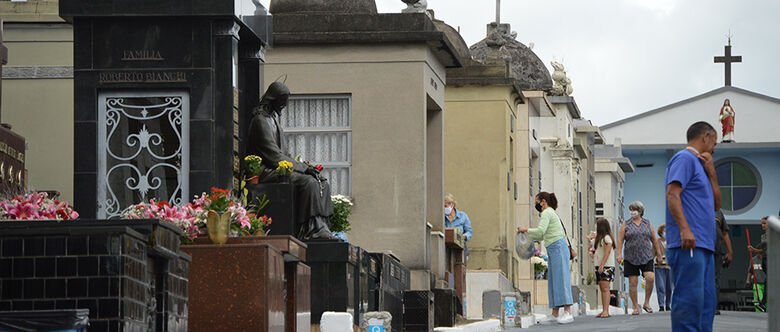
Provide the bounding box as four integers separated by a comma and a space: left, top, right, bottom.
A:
469, 26, 552, 91
432, 18, 471, 62
270, 0, 377, 14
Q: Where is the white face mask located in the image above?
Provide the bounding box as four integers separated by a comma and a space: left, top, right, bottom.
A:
630, 211, 640, 218
444, 206, 453, 215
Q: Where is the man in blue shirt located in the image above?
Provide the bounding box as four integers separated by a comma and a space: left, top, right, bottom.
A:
665, 121, 722, 332
444, 193, 472, 257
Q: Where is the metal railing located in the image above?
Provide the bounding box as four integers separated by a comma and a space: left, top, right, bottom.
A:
768, 216, 779, 331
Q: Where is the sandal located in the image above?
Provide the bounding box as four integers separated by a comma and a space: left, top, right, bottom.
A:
631, 310, 640, 315
596, 313, 610, 318
643, 306, 653, 313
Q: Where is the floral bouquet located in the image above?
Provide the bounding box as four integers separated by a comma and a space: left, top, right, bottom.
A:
190, 187, 250, 233
531, 248, 548, 279
123, 199, 199, 241
0, 192, 79, 220
124, 187, 272, 244
276, 160, 294, 176
241, 213, 273, 236
330, 195, 353, 233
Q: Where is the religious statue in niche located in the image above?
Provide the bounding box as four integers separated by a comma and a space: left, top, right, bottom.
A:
247, 81, 337, 240
719, 99, 735, 142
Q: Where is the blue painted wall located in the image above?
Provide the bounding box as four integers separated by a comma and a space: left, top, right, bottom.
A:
623, 151, 669, 229
623, 148, 780, 228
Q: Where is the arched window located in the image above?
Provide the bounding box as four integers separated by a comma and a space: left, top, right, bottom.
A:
715, 158, 762, 214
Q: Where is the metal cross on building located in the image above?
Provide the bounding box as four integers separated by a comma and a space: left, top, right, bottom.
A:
495, 0, 501, 24
714, 37, 742, 86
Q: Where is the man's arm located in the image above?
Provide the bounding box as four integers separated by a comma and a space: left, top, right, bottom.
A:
699, 152, 722, 211
667, 182, 696, 250
723, 232, 733, 263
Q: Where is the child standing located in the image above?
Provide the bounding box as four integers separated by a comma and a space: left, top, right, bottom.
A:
594, 218, 616, 318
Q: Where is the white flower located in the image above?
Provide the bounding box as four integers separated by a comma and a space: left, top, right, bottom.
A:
531, 256, 543, 265
331, 195, 353, 206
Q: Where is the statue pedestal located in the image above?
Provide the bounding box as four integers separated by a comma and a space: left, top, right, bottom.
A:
247, 183, 297, 236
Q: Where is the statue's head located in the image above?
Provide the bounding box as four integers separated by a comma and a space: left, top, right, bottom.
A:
260, 81, 291, 113
723, 98, 730, 106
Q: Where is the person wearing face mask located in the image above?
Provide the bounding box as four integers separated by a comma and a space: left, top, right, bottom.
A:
665, 121, 722, 332
445, 193, 472, 258
517, 192, 574, 324
616, 201, 663, 315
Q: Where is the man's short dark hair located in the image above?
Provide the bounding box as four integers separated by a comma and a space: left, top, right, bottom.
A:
686, 121, 716, 142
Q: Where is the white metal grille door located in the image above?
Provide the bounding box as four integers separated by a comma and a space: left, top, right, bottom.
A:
97, 91, 190, 218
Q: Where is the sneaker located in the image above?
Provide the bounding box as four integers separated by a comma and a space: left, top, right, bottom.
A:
557, 312, 574, 324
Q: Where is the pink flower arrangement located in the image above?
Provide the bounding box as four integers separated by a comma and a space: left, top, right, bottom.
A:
124, 188, 263, 241
0, 192, 79, 220
123, 199, 199, 240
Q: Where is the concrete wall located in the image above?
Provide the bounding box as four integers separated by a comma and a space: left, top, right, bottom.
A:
443, 85, 517, 283
263, 44, 446, 287
2, 22, 74, 201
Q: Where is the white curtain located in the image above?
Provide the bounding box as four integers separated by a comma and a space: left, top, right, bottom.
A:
281, 97, 351, 195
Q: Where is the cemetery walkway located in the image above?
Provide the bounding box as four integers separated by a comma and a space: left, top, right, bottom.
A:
504, 311, 767, 332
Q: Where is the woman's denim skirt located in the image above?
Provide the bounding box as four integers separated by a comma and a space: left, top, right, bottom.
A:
547, 237, 574, 308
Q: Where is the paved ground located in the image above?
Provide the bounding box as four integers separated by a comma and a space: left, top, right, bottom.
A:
504, 311, 767, 332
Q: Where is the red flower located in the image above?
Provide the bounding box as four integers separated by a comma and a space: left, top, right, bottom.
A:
315, 165, 324, 172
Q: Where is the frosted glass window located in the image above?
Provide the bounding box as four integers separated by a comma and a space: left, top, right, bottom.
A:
281, 95, 352, 195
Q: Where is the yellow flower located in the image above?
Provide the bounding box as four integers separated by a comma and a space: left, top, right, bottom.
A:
245, 155, 262, 163
278, 160, 293, 169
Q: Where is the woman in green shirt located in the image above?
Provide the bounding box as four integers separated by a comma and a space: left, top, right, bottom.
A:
518, 192, 574, 324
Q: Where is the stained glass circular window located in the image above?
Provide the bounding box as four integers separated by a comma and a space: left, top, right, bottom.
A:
715, 158, 762, 214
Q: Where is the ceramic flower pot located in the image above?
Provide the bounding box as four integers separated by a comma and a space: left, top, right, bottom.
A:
206, 210, 231, 244
247, 175, 260, 184
277, 174, 291, 183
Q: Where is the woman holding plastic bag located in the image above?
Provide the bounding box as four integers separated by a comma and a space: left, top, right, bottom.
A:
517, 192, 574, 324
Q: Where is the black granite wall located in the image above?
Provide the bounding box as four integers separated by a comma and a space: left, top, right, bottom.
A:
0, 220, 190, 331
60, 0, 270, 218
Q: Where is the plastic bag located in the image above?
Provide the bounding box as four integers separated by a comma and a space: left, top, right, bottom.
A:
0, 309, 89, 332
515, 232, 535, 259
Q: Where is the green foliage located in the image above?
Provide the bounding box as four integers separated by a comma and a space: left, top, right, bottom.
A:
330, 195, 353, 233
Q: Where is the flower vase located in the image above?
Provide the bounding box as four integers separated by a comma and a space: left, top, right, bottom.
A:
278, 174, 291, 183
206, 210, 231, 244
247, 175, 259, 184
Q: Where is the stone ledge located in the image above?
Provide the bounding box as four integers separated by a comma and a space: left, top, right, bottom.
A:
272, 13, 462, 68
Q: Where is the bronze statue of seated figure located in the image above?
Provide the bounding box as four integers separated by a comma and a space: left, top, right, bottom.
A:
246, 81, 338, 240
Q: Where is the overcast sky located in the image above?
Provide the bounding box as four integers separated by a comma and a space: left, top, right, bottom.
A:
259, 0, 778, 127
